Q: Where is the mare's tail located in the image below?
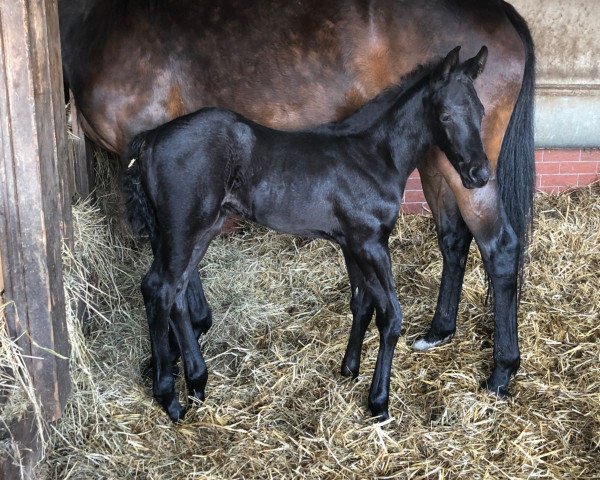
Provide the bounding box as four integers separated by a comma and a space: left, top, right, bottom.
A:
496, 1, 536, 294
123, 132, 156, 240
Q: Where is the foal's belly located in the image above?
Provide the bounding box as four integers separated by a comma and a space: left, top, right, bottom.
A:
246, 177, 339, 239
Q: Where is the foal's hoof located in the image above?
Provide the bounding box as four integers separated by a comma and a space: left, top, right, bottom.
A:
368, 397, 390, 422
164, 399, 186, 423
341, 363, 359, 380
481, 379, 510, 399
369, 406, 390, 422
188, 389, 206, 404
412, 333, 454, 351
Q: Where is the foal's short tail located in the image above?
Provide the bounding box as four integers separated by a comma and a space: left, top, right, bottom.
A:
497, 0, 536, 294
123, 132, 156, 240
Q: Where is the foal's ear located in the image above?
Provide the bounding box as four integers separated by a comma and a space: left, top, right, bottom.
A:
432, 46, 461, 83
461, 45, 488, 80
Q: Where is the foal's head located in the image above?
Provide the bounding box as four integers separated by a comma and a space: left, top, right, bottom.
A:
427, 46, 490, 189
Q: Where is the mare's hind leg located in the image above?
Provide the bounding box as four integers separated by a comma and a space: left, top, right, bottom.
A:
341, 249, 375, 379
413, 158, 472, 350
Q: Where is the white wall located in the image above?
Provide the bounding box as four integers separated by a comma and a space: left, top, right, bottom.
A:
511, 0, 599, 147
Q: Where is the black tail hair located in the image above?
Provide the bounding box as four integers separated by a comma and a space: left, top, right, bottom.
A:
496, 1, 536, 296
123, 132, 156, 240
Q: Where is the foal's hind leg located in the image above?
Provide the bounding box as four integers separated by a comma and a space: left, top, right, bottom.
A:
413, 160, 472, 350
341, 249, 375, 379
146, 238, 211, 378
143, 223, 222, 422
186, 270, 213, 337
169, 224, 225, 405
141, 253, 187, 422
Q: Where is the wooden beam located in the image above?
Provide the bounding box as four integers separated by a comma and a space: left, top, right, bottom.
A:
0, 0, 71, 434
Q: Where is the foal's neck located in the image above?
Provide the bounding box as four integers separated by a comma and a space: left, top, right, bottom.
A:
369, 84, 433, 181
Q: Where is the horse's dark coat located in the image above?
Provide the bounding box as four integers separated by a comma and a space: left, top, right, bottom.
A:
60, 0, 535, 421
125, 48, 490, 422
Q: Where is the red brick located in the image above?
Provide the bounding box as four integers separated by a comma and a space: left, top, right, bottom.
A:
542, 149, 581, 162
540, 174, 579, 187
538, 185, 567, 195
580, 149, 600, 162
536, 162, 561, 174
535, 150, 544, 162
404, 190, 426, 203
577, 173, 600, 187
407, 171, 420, 180
560, 161, 599, 174
401, 203, 425, 214
405, 177, 422, 191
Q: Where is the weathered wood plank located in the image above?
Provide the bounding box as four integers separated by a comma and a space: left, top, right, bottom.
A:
0, 0, 71, 430
70, 92, 97, 199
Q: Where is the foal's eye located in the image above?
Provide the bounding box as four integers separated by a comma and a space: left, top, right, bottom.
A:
440, 113, 452, 123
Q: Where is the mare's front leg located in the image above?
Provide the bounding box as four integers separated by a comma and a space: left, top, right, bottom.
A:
350, 238, 403, 420
340, 249, 375, 379
431, 156, 521, 396
413, 160, 472, 350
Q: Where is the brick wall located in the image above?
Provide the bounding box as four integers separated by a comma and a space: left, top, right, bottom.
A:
401, 149, 600, 214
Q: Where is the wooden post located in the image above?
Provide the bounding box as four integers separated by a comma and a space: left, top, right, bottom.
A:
0, 0, 71, 475
70, 91, 97, 199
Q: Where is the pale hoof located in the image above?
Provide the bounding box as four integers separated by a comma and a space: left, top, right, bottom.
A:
412, 334, 454, 351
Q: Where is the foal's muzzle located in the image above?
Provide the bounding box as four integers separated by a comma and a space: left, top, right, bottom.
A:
461, 162, 490, 189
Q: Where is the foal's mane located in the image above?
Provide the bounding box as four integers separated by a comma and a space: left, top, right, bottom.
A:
316, 60, 439, 136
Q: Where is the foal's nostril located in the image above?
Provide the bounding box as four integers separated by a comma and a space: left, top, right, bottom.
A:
469, 166, 480, 180
469, 165, 490, 183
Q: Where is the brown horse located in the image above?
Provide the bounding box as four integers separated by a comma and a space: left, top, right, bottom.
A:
59, 0, 534, 409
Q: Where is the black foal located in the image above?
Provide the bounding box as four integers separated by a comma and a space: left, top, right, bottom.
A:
125, 46, 490, 422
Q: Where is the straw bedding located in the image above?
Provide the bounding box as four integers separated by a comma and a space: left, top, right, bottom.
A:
32, 155, 600, 478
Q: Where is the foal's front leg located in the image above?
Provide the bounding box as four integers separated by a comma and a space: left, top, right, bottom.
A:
351, 240, 403, 421
341, 249, 375, 379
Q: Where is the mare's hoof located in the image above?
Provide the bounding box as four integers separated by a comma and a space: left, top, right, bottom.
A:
412, 333, 454, 351
480, 379, 510, 399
